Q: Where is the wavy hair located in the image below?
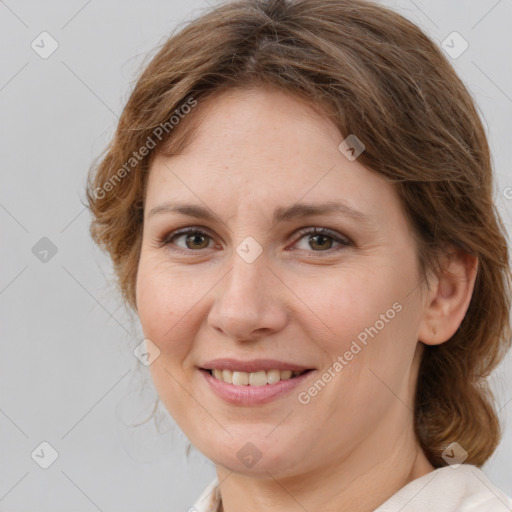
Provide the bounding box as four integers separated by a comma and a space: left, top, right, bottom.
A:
86, 0, 512, 467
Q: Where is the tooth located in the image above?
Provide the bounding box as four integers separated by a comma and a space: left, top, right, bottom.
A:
211, 368, 304, 385
232, 371, 249, 385
266, 369, 281, 384
249, 371, 267, 386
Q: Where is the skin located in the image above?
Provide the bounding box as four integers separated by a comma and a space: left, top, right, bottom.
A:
136, 86, 478, 512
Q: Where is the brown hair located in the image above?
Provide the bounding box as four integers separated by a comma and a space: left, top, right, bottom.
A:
86, 0, 512, 468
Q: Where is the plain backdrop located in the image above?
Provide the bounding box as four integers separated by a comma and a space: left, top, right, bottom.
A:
1, 0, 511, 511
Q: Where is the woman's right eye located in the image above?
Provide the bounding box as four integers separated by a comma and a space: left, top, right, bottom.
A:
163, 228, 216, 252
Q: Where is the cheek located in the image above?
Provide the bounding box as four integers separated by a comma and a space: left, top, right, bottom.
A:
297, 263, 418, 388
135, 259, 201, 357
292, 267, 399, 349
136, 260, 201, 427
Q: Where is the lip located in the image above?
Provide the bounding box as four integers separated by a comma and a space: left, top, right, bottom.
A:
200, 358, 313, 373
199, 367, 315, 406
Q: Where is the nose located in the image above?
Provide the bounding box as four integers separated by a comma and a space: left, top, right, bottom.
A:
206, 251, 288, 342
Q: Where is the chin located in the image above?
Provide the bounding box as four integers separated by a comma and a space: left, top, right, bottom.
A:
198, 430, 306, 476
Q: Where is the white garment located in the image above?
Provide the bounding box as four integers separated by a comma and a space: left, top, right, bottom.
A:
190, 464, 512, 512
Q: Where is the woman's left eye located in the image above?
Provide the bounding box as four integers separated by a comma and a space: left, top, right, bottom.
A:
161, 226, 351, 254
292, 227, 351, 253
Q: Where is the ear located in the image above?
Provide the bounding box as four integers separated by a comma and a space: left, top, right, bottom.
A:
418, 246, 478, 346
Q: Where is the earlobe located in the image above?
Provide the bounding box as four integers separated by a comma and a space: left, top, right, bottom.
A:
418, 248, 478, 346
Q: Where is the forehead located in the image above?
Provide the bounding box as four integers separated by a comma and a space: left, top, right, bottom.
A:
189, 86, 339, 155
145, 87, 403, 230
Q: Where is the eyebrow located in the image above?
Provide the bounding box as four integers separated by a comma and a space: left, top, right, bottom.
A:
148, 200, 373, 225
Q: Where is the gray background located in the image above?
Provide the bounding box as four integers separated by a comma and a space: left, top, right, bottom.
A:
1, 0, 511, 511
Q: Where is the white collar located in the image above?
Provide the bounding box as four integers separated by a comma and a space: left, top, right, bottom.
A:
191, 464, 512, 512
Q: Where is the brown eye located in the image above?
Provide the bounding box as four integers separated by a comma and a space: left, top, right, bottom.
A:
182, 232, 210, 250
293, 227, 351, 253
308, 233, 334, 251
164, 229, 215, 251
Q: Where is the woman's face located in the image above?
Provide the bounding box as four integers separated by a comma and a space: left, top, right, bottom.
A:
136, 87, 430, 477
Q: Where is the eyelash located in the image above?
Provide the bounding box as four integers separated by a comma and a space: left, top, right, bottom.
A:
159, 226, 352, 256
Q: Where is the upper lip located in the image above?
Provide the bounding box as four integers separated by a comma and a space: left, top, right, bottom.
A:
200, 358, 314, 373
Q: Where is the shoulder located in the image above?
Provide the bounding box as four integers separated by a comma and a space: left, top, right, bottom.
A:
375, 464, 512, 512
455, 465, 512, 512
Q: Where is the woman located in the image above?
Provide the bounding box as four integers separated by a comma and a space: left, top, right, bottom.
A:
86, 0, 512, 510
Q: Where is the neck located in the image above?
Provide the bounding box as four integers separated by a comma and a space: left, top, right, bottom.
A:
215, 431, 434, 512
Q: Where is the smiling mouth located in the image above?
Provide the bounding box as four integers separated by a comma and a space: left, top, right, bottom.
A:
200, 368, 312, 386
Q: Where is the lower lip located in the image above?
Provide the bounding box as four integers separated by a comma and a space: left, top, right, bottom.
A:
199, 369, 314, 406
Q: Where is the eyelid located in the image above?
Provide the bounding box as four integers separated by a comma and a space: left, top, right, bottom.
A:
160, 225, 352, 254
161, 226, 218, 251
292, 226, 352, 246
